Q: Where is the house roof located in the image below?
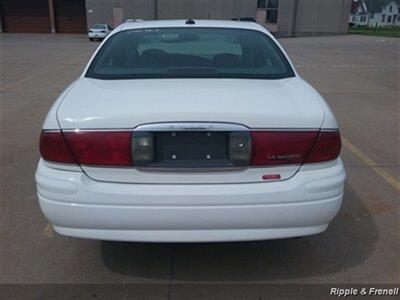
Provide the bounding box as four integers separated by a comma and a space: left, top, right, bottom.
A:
351, 0, 365, 14
364, 0, 400, 13
351, 0, 369, 14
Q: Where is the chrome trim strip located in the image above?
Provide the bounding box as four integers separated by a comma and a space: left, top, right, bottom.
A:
135, 166, 248, 173
321, 128, 339, 132
57, 121, 338, 133
42, 129, 62, 132
250, 128, 321, 132
133, 122, 249, 132
61, 128, 133, 132
80, 163, 301, 171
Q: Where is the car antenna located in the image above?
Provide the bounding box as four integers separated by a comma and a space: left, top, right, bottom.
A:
185, 18, 195, 25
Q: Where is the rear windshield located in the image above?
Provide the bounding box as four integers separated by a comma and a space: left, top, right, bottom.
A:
86, 27, 295, 80
93, 24, 106, 29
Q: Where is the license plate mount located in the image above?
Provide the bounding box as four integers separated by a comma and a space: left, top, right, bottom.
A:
151, 131, 231, 168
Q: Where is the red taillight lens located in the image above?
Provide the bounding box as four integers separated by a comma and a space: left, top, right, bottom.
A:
63, 131, 132, 166
251, 131, 318, 166
305, 130, 341, 163
250, 130, 341, 166
40, 131, 77, 164
40, 130, 132, 166
40, 129, 340, 167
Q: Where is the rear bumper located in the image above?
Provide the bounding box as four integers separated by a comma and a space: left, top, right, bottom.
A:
36, 159, 345, 242
54, 225, 330, 242
88, 32, 107, 38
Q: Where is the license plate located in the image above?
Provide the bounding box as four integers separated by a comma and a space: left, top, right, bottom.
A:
152, 131, 230, 167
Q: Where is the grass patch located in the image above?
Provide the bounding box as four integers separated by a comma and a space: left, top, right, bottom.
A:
349, 26, 400, 38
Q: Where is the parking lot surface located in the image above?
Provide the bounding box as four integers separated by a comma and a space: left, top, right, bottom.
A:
0, 33, 399, 298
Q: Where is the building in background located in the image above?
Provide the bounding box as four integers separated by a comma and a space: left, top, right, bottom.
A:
275, 0, 352, 37
0, 0, 351, 37
350, 0, 400, 27
349, 0, 369, 26
85, 0, 258, 28
0, 0, 87, 33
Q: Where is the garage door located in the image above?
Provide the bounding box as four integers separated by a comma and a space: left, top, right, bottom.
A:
1, 0, 50, 33
54, 0, 87, 33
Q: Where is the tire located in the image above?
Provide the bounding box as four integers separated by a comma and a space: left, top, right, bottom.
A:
89, 38, 94, 42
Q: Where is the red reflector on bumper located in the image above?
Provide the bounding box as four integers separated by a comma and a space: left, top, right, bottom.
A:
262, 174, 281, 180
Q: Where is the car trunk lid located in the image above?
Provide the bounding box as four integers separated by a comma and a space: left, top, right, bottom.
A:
57, 77, 324, 183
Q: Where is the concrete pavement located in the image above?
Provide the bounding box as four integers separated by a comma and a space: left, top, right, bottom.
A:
0, 33, 399, 298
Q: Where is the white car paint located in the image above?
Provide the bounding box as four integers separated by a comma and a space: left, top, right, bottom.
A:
36, 20, 345, 242
88, 24, 111, 40
57, 78, 325, 130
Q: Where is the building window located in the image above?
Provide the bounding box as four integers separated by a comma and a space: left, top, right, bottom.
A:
394, 15, 397, 23
387, 15, 392, 23
389, 5, 393, 13
382, 14, 386, 22
266, 0, 279, 23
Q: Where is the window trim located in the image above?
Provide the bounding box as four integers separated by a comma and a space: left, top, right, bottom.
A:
85, 27, 296, 80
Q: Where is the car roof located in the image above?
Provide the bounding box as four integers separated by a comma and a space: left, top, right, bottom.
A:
114, 19, 272, 37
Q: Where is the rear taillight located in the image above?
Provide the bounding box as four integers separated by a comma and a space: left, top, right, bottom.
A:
250, 130, 341, 166
63, 131, 132, 166
305, 130, 341, 163
40, 131, 77, 164
250, 131, 318, 166
39, 129, 341, 167
40, 130, 132, 166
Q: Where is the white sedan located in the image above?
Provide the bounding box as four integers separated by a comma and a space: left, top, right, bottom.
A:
36, 19, 345, 242
88, 23, 112, 41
